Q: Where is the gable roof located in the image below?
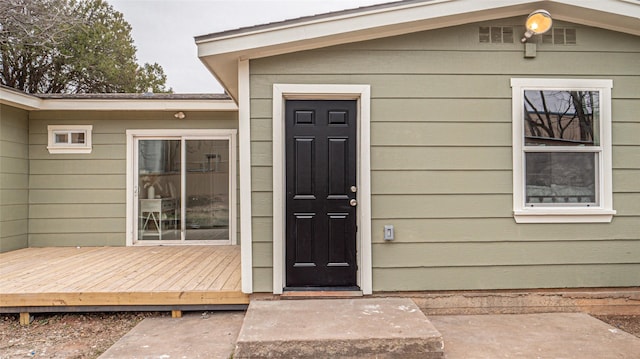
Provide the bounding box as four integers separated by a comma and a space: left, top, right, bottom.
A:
195, 0, 640, 101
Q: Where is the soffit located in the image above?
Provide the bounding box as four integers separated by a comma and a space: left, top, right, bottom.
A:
196, 0, 640, 100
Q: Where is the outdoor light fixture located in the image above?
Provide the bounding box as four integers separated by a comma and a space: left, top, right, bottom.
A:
521, 9, 553, 43
174, 111, 186, 119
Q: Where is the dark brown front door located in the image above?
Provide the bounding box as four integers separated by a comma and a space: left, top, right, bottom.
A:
285, 100, 358, 288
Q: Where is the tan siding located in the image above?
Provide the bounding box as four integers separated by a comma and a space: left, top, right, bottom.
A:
0, 105, 29, 252
27, 110, 239, 247
249, 19, 640, 291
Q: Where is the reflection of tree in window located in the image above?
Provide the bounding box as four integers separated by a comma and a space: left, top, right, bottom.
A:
523, 90, 599, 205
524, 90, 598, 146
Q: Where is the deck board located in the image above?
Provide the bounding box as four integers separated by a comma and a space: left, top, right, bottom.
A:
0, 246, 249, 309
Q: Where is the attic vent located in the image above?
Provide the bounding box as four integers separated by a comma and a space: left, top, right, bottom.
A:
479, 26, 514, 43
542, 28, 577, 45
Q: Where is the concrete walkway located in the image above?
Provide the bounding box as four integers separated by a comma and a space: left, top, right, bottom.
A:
235, 298, 444, 358
100, 302, 640, 358
431, 313, 640, 359
98, 311, 244, 359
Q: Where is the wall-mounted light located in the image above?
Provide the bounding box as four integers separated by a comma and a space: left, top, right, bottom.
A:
174, 111, 186, 119
521, 9, 553, 43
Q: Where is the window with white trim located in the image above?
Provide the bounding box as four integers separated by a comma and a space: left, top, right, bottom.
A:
47, 125, 93, 154
511, 79, 615, 223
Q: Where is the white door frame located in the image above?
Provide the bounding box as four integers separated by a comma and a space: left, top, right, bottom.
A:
272, 84, 372, 294
126, 129, 237, 246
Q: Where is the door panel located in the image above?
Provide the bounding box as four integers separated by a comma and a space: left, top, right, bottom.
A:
285, 100, 357, 288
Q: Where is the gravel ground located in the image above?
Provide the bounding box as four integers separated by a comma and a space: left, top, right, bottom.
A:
0, 312, 638, 359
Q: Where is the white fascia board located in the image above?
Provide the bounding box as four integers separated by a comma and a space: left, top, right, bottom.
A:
545, 1, 640, 37
0, 88, 42, 110
198, 0, 639, 58
0, 88, 238, 111
37, 99, 238, 111
197, 0, 638, 98
197, 0, 539, 57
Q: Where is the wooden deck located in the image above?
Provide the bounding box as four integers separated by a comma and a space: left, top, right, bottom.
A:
0, 246, 249, 311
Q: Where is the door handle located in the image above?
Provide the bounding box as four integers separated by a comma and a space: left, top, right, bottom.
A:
350, 199, 357, 207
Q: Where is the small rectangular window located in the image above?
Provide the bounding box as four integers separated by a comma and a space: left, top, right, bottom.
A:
48, 125, 93, 154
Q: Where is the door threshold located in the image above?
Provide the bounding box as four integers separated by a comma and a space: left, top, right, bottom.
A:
281, 289, 363, 300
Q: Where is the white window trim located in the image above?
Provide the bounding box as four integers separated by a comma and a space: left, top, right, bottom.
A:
272, 84, 372, 295
511, 78, 615, 223
47, 125, 93, 154
125, 129, 238, 246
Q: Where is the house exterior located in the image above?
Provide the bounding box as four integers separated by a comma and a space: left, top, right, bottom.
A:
1, 0, 639, 297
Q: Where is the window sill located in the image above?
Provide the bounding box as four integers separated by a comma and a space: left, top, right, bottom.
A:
514, 209, 616, 223
47, 146, 92, 154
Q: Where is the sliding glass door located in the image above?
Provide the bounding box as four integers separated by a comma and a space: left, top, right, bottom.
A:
131, 131, 236, 245
184, 139, 230, 241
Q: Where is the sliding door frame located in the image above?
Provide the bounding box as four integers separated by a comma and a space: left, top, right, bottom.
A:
126, 129, 237, 246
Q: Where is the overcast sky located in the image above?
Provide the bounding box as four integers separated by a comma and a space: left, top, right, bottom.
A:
107, 0, 392, 94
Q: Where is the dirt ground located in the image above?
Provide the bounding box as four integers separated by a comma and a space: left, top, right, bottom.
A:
0, 312, 638, 359
0, 312, 167, 359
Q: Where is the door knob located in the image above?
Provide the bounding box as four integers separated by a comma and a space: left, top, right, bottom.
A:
350, 199, 357, 207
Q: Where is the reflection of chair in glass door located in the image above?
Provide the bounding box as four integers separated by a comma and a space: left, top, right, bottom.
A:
140, 198, 177, 240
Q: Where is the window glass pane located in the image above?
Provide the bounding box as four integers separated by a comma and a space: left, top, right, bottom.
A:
55, 133, 68, 144
71, 132, 85, 144
524, 90, 599, 146
525, 152, 597, 205
138, 139, 181, 241
185, 140, 229, 241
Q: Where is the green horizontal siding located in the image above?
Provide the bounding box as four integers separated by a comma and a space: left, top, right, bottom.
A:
30, 174, 124, 189
251, 98, 640, 123
252, 50, 640, 76
27, 110, 238, 247
249, 18, 640, 291
372, 241, 640, 267
373, 264, 640, 291
0, 105, 29, 252
372, 171, 512, 194
369, 217, 640, 243
28, 233, 124, 247
251, 74, 640, 100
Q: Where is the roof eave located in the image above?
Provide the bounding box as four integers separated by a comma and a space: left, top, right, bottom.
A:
0, 88, 238, 111
195, 0, 640, 99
